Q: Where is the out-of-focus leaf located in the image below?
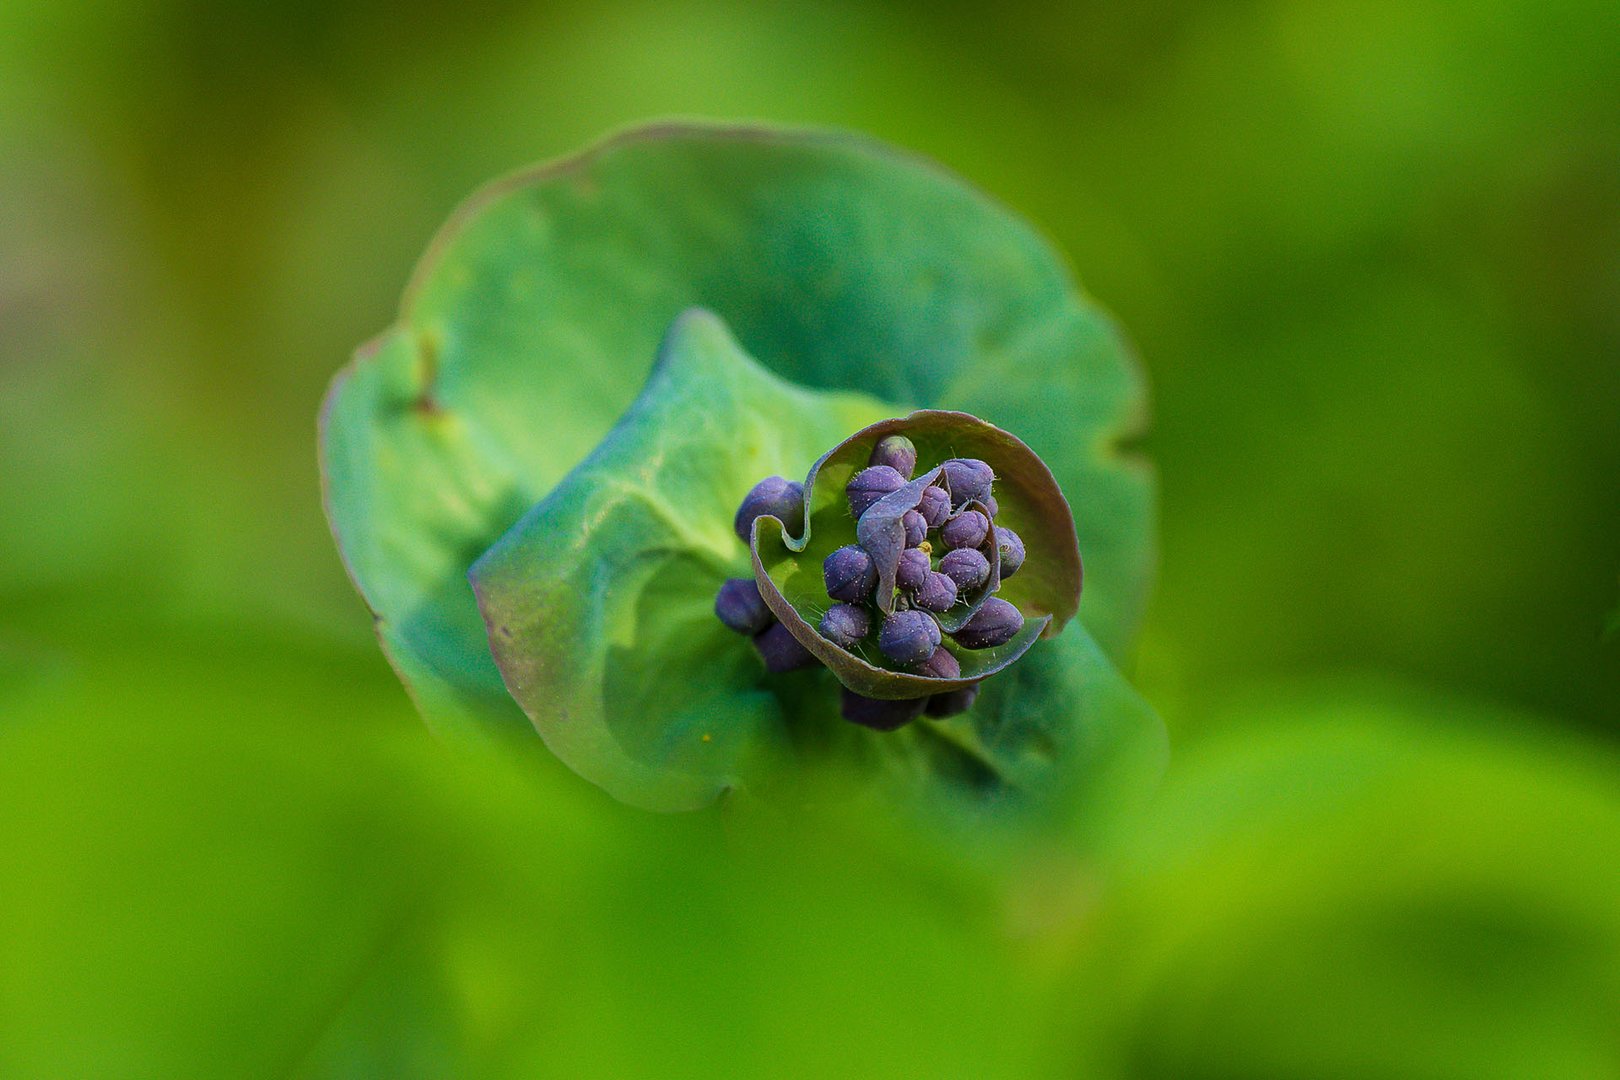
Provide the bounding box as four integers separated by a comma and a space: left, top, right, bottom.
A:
0, 640, 1056, 1080
1061, 697, 1620, 1080
470, 308, 885, 811
320, 122, 1153, 745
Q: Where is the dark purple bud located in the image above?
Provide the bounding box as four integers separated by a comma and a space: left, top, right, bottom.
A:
940, 458, 994, 505
982, 494, 999, 518
714, 577, 773, 635
916, 486, 950, 528
753, 622, 818, 673
878, 609, 941, 665
949, 597, 1024, 650
823, 545, 876, 603
818, 603, 871, 649
915, 572, 958, 613
846, 465, 907, 518
912, 645, 961, 680
901, 509, 927, 548
926, 683, 980, 718
868, 435, 918, 479
939, 547, 990, 592
941, 509, 989, 551
734, 476, 804, 542
895, 548, 931, 592
840, 688, 925, 731
995, 526, 1026, 578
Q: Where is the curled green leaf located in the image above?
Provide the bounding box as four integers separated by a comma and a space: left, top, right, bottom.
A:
469, 309, 886, 810
319, 123, 1153, 747
750, 411, 1081, 701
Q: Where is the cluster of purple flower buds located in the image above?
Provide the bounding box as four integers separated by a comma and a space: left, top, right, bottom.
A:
715, 433, 1031, 732
716, 476, 820, 674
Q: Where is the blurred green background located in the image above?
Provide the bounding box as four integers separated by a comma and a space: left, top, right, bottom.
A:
2, 1, 1618, 1076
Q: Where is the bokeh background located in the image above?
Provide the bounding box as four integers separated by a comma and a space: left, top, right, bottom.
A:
3, 1, 1618, 1076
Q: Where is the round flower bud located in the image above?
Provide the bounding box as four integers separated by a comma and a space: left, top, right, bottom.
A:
878, 609, 941, 665
994, 526, 1026, 578
901, 509, 927, 548
926, 683, 980, 718
846, 465, 906, 518
916, 485, 950, 528
840, 688, 925, 731
895, 547, 931, 592
982, 494, 999, 518
912, 645, 961, 680
714, 577, 773, 636
938, 548, 990, 592
941, 509, 989, 551
818, 603, 871, 649
868, 435, 918, 479
753, 622, 818, 673
915, 571, 958, 613
823, 545, 876, 603
949, 597, 1024, 650
733, 476, 804, 542
940, 458, 994, 505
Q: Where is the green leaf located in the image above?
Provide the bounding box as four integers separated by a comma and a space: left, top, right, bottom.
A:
750, 410, 1083, 700
471, 311, 1159, 815
320, 123, 1153, 742
1064, 699, 1620, 1079
469, 309, 887, 810
820, 618, 1167, 830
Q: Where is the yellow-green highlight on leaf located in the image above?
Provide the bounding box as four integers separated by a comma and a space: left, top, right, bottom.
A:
470, 309, 888, 811
319, 122, 1153, 746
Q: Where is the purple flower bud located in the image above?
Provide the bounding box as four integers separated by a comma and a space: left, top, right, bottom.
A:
867, 435, 918, 479
915, 571, 958, 613
823, 545, 876, 603
939, 548, 990, 592
926, 683, 980, 717
753, 622, 818, 673
734, 476, 804, 542
878, 609, 941, 665
916, 485, 950, 528
994, 526, 1026, 578
912, 645, 961, 680
895, 547, 931, 592
982, 494, 999, 518
846, 465, 906, 518
941, 509, 989, 551
840, 688, 925, 731
714, 577, 773, 635
901, 509, 927, 548
949, 597, 1024, 650
818, 603, 871, 649
940, 458, 994, 505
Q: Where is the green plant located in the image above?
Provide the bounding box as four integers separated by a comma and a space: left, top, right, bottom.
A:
320, 122, 1161, 816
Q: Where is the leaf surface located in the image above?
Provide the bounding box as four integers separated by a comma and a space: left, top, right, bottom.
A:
320, 123, 1153, 743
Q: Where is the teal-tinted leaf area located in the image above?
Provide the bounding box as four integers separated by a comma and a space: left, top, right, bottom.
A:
320, 329, 536, 743
470, 310, 888, 811
782, 619, 1165, 826
320, 123, 1152, 744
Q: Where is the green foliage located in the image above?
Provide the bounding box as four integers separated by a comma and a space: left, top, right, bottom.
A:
5, 4, 1618, 1075
3, 654, 1614, 1078
467, 309, 884, 810
321, 123, 1154, 750
471, 309, 1153, 815
1065, 700, 1620, 1080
